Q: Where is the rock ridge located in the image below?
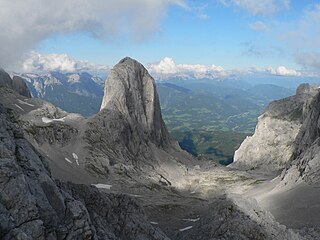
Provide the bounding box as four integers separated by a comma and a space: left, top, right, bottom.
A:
100, 57, 170, 148
232, 84, 319, 171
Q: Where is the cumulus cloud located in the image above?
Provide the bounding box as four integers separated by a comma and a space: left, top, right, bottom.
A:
219, 0, 290, 15
252, 66, 301, 77
0, 0, 186, 69
267, 66, 301, 76
148, 57, 304, 80
22, 52, 110, 74
148, 57, 228, 79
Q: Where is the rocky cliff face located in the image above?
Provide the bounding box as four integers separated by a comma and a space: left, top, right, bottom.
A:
0, 69, 13, 89
100, 57, 170, 147
278, 90, 320, 187
84, 57, 178, 176
0, 77, 169, 240
0, 70, 31, 98
12, 76, 32, 98
232, 84, 319, 171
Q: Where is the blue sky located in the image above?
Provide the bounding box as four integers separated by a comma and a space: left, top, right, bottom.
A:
36, 1, 313, 68
1, 0, 320, 77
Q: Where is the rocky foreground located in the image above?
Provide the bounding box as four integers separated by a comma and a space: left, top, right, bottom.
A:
1, 58, 320, 239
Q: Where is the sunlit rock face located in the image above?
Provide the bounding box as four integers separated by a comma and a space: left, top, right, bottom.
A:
100, 57, 170, 147
232, 84, 319, 171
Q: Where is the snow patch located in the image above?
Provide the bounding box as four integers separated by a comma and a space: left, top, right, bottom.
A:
150, 222, 158, 225
183, 218, 200, 222
179, 226, 193, 232
68, 74, 80, 83
42, 117, 53, 123
127, 194, 143, 198
72, 153, 79, 165
14, 104, 24, 111
53, 117, 65, 122
65, 157, 72, 164
42, 117, 66, 124
92, 183, 112, 190
18, 99, 34, 107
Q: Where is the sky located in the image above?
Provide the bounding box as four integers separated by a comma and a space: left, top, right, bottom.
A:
1, 0, 320, 79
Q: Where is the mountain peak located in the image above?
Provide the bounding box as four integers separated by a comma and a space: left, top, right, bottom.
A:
118, 56, 139, 65
100, 57, 170, 147
0, 70, 31, 98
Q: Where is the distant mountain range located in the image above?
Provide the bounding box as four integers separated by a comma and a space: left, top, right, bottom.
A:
16, 71, 295, 163
16, 71, 104, 116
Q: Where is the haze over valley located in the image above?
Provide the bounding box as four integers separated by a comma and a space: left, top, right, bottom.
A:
1, 1, 320, 240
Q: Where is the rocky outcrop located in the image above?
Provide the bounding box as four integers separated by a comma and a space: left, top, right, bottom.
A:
12, 76, 31, 98
0, 102, 169, 240
279, 90, 320, 187
0, 69, 13, 89
0, 70, 31, 98
84, 57, 176, 174
100, 57, 170, 147
232, 84, 319, 171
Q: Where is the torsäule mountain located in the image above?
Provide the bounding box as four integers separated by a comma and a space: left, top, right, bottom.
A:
1, 58, 320, 239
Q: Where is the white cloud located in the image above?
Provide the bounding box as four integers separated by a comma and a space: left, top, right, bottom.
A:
0, 0, 186, 69
149, 57, 305, 80
249, 21, 269, 31
251, 66, 301, 77
219, 0, 290, 15
22, 52, 110, 74
268, 66, 301, 76
148, 57, 228, 79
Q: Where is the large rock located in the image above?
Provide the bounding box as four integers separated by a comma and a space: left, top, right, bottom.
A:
12, 76, 31, 98
0, 70, 31, 98
232, 84, 319, 171
279, 90, 320, 187
100, 57, 170, 147
0, 69, 13, 89
84, 57, 178, 175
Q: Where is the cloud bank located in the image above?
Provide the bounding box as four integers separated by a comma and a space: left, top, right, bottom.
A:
22, 53, 305, 80
22, 52, 110, 74
148, 57, 228, 79
0, 0, 185, 69
149, 57, 303, 79
251, 66, 301, 77
266, 66, 301, 77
